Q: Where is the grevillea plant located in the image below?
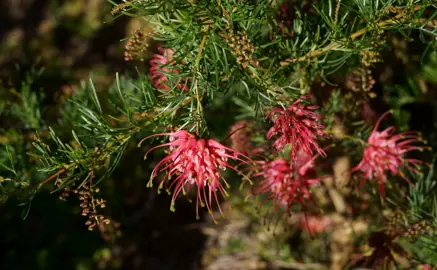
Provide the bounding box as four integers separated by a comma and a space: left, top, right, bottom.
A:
351, 111, 430, 198
139, 129, 254, 221
252, 150, 323, 218
1, 0, 437, 268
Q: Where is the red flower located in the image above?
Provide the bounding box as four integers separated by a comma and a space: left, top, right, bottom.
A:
276, 3, 294, 36
296, 214, 332, 234
417, 265, 432, 270
228, 120, 254, 154
253, 150, 323, 216
351, 111, 428, 197
141, 130, 253, 221
149, 47, 188, 92
266, 95, 326, 160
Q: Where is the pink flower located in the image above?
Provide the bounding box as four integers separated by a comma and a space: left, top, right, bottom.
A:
351, 111, 428, 197
276, 3, 294, 36
228, 120, 254, 154
266, 95, 326, 160
296, 214, 332, 234
149, 47, 188, 92
140, 130, 253, 221
253, 150, 322, 216
417, 264, 433, 270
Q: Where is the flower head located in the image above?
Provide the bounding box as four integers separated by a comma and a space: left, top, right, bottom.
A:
417, 265, 432, 270
149, 47, 188, 92
141, 130, 253, 221
296, 214, 332, 235
276, 3, 294, 36
253, 150, 323, 217
351, 111, 428, 197
228, 120, 257, 155
266, 95, 326, 160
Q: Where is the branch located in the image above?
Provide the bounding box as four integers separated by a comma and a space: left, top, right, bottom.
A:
280, 5, 423, 66
36, 168, 67, 188
36, 97, 193, 188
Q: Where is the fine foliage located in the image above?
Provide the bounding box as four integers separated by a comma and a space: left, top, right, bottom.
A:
2, 0, 437, 268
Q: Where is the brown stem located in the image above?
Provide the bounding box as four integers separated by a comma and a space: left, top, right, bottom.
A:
37, 168, 66, 187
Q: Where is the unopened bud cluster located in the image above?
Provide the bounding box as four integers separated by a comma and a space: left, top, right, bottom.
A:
346, 67, 376, 97
59, 184, 111, 231
385, 210, 404, 236
124, 31, 149, 61
111, 0, 136, 15
404, 221, 433, 239
385, 5, 408, 19
225, 30, 257, 69
361, 49, 381, 67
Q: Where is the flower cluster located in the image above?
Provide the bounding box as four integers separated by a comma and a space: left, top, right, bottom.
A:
142, 89, 427, 226
149, 47, 188, 92
274, 1, 314, 37
224, 29, 257, 69
266, 95, 326, 160
417, 265, 433, 270
59, 184, 114, 232
124, 31, 148, 61
253, 150, 322, 216
229, 120, 254, 154
141, 130, 253, 221
351, 112, 428, 197
276, 2, 294, 36
296, 214, 332, 235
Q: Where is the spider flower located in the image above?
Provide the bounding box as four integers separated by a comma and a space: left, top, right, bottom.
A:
149, 47, 188, 92
296, 214, 332, 235
266, 95, 326, 160
351, 111, 428, 197
253, 150, 322, 216
417, 265, 432, 270
276, 2, 294, 36
229, 120, 253, 154
141, 130, 253, 221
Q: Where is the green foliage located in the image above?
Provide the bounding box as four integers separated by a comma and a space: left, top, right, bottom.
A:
409, 157, 437, 221
1, 0, 437, 268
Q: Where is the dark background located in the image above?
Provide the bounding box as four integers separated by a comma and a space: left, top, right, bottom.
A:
0, 1, 207, 269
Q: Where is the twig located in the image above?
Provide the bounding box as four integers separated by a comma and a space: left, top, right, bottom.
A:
216, 0, 231, 22
193, 36, 207, 134
280, 5, 423, 66
35, 97, 193, 188
36, 168, 67, 187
